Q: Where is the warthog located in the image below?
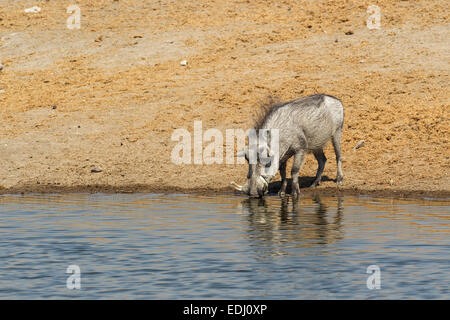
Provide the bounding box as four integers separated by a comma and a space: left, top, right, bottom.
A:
231, 94, 344, 198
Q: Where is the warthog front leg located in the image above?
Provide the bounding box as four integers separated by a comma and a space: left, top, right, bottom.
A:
278, 161, 287, 197
291, 150, 306, 199
311, 149, 327, 187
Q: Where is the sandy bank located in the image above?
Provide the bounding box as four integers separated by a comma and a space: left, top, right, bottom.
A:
0, 1, 448, 199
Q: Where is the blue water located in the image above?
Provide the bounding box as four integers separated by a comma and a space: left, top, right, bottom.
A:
0, 193, 449, 299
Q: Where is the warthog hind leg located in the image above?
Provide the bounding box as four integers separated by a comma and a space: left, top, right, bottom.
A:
278, 161, 287, 197
332, 129, 344, 184
311, 149, 327, 187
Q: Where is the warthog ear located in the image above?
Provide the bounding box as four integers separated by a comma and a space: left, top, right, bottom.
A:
258, 145, 275, 168
258, 145, 274, 158
257, 145, 272, 157
267, 146, 274, 157
236, 147, 249, 160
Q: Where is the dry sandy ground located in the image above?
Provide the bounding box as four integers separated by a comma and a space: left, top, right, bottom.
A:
0, 0, 449, 198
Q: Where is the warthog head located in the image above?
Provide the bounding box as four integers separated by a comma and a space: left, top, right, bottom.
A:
230, 145, 274, 198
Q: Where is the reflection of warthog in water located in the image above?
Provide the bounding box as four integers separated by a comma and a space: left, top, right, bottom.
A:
231, 94, 344, 198
241, 195, 343, 256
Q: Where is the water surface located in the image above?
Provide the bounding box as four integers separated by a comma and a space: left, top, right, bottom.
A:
0, 193, 449, 299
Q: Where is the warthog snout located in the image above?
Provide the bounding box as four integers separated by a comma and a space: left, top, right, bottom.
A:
230, 181, 245, 192
231, 175, 268, 198
231, 181, 252, 195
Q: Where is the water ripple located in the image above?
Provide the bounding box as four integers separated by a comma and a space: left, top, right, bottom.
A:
0, 193, 449, 299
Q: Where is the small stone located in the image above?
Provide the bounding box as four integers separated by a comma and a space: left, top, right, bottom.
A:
91, 168, 103, 173
353, 140, 365, 150
180, 60, 188, 66
345, 31, 354, 35
24, 6, 41, 13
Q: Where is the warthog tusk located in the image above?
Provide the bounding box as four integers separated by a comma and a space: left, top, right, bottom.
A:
230, 181, 243, 191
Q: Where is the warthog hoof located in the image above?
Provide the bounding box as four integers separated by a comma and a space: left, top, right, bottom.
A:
291, 184, 301, 199
310, 179, 321, 188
